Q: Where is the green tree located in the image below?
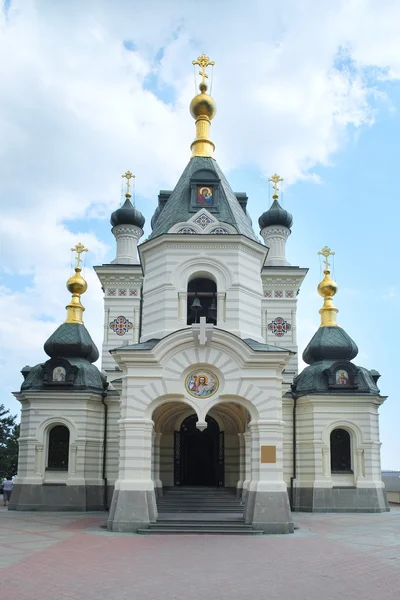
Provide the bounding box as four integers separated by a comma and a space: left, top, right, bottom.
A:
0, 404, 19, 478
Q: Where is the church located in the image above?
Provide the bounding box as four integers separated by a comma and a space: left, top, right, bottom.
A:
9, 55, 389, 534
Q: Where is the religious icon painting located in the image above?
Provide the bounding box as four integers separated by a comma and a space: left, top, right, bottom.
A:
336, 369, 349, 385
197, 185, 213, 206
53, 366, 66, 382
185, 370, 219, 398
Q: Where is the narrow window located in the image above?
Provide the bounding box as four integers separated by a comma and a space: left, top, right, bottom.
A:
187, 278, 217, 325
330, 428, 352, 472
47, 425, 70, 470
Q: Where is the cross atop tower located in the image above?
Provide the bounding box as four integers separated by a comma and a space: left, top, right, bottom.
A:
71, 242, 88, 269
268, 173, 284, 197
192, 53, 215, 87
318, 245, 335, 270
122, 170, 135, 198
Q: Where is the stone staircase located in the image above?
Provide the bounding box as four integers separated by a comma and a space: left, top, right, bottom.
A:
137, 487, 263, 535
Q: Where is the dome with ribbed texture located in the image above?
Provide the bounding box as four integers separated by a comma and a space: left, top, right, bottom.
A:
303, 326, 358, 365
44, 323, 99, 363
258, 199, 293, 230
110, 197, 145, 229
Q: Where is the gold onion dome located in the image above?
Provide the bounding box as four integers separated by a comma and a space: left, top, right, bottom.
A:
65, 243, 88, 325
190, 54, 216, 157
317, 246, 338, 328
66, 268, 87, 296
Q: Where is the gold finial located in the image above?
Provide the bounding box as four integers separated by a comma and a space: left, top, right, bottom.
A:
190, 54, 216, 157
318, 245, 335, 270
317, 246, 338, 327
268, 173, 283, 200
65, 243, 89, 324
192, 53, 215, 92
122, 170, 135, 199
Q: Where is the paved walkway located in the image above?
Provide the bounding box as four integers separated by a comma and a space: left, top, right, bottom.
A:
0, 503, 399, 599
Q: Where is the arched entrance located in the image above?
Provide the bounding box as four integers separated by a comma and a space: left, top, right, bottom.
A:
174, 415, 224, 486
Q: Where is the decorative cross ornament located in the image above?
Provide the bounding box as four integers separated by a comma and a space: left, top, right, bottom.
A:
192, 54, 215, 85
268, 317, 291, 338
318, 246, 335, 270
71, 243, 88, 268
268, 173, 284, 196
122, 170, 135, 198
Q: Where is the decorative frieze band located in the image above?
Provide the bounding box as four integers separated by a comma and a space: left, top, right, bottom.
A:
107, 288, 138, 297
264, 290, 295, 298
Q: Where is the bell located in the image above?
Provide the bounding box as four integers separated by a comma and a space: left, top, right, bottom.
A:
190, 297, 202, 311
208, 298, 217, 323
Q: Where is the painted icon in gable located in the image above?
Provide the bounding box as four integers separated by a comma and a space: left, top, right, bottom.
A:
53, 366, 66, 382
197, 185, 213, 206
336, 369, 349, 385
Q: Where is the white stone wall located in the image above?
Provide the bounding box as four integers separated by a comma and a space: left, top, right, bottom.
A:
94, 265, 143, 374
15, 392, 105, 487
139, 235, 267, 343
294, 394, 385, 490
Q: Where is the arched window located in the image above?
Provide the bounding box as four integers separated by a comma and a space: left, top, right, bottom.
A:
330, 428, 352, 472
47, 425, 70, 470
187, 277, 217, 325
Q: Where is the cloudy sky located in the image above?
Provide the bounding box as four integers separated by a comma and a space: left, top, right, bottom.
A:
0, 0, 399, 468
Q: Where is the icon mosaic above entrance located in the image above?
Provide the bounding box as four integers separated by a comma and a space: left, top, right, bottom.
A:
185, 370, 219, 398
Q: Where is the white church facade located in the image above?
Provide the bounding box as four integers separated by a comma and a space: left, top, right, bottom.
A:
10, 56, 388, 533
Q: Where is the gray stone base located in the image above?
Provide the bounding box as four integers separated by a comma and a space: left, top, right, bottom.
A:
293, 486, 390, 513
246, 490, 294, 534
8, 484, 108, 511
107, 488, 157, 533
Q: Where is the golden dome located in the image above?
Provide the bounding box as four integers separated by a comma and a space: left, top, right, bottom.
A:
66, 267, 88, 296
317, 270, 338, 299
190, 84, 217, 121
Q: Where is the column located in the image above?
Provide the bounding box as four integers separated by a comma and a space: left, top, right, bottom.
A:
248, 420, 293, 534
217, 292, 226, 324
241, 431, 251, 502
236, 433, 245, 497
153, 432, 163, 496
107, 418, 157, 532
178, 292, 187, 324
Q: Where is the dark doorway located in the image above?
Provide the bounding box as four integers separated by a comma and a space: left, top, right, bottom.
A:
187, 278, 217, 325
174, 415, 224, 486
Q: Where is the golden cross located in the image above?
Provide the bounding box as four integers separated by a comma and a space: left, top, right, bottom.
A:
318, 246, 335, 270
192, 54, 215, 85
268, 173, 284, 194
122, 170, 135, 197
71, 242, 88, 269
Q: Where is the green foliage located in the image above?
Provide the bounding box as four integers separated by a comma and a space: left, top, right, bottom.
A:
0, 404, 19, 478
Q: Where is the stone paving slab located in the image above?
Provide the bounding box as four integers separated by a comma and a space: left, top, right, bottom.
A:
0, 504, 399, 599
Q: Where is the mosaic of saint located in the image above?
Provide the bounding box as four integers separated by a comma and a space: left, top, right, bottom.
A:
197, 186, 213, 206
53, 366, 66, 382
336, 369, 349, 385
185, 370, 218, 398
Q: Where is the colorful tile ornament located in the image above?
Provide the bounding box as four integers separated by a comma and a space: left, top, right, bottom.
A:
110, 316, 133, 336
285, 290, 294, 298
108, 289, 116, 296
274, 290, 283, 298
264, 290, 272, 298
177, 227, 197, 234
194, 213, 213, 229
268, 317, 291, 337
129, 289, 137, 296
118, 289, 127, 296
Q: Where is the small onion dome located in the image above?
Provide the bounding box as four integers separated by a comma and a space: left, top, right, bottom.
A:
110, 197, 145, 229
258, 199, 293, 230
44, 323, 99, 363
302, 326, 358, 365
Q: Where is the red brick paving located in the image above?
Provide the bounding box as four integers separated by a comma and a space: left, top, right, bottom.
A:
1, 509, 399, 600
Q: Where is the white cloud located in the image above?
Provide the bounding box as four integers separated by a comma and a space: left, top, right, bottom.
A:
1, 0, 400, 440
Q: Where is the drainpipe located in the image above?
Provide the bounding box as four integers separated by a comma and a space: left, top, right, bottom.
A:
138, 284, 143, 341
101, 390, 109, 511
289, 388, 297, 510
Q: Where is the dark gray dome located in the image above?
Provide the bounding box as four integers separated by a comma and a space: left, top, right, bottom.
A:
303, 326, 358, 365
44, 323, 99, 363
111, 197, 145, 229
21, 358, 106, 394
292, 360, 379, 397
258, 199, 293, 230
